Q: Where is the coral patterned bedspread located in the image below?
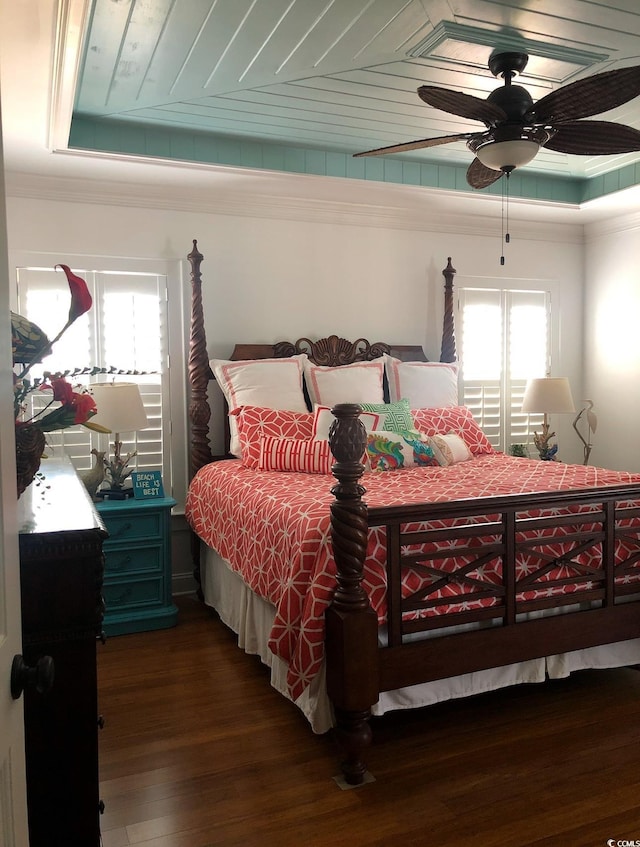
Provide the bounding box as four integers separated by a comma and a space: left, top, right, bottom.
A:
185, 455, 640, 700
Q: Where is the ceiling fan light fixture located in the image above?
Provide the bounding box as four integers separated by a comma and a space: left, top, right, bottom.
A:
474, 139, 540, 172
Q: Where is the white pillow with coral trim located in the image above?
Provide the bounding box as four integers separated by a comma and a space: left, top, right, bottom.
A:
384, 354, 459, 408
210, 354, 308, 455
303, 358, 385, 408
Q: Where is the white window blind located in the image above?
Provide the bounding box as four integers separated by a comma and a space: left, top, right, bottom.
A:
15, 266, 169, 481
459, 287, 550, 453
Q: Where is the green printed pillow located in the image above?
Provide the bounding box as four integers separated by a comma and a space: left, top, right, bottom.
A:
364, 430, 439, 472
360, 399, 414, 433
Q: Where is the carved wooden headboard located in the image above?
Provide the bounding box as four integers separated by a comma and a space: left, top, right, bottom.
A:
186, 240, 457, 478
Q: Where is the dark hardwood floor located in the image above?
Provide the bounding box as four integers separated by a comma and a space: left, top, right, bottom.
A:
98, 595, 640, 847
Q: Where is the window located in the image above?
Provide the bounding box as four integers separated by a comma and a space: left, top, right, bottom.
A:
459, 287, 550, 453
15, 265, 170, 482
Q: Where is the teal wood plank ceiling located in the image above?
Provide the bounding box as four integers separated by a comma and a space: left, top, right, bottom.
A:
70, 0, 640, 203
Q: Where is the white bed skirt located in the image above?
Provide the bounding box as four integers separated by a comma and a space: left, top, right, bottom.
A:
201, 543, 640, 734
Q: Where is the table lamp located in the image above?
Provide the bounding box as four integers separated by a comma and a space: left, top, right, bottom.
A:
521, 377, 575, 461
89, 382, 149, 498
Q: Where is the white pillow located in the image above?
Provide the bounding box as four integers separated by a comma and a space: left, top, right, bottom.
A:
303, 358, 385, 408
429, 432, 473, 466
311, 405, 382, 441
384, 354, 459, 408
210, 354, 308, 456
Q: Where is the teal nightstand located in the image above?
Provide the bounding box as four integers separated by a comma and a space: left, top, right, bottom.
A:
96, 495, 178, 636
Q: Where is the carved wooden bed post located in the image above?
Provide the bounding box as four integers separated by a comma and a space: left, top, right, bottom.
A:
326, 404, 379, 785
187, 240, 213, 598
187, 240, 213, 476
440, 257, 457, 364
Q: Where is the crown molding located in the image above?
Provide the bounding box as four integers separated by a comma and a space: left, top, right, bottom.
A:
584, 210, 640, 241
4, 166, 584, 244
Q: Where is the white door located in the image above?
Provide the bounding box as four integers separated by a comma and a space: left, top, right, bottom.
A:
0, 94, 29, 845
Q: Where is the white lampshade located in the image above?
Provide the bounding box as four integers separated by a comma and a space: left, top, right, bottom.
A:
475, 139, 540, 172
522, 377, 576, 414
89, 382, 148, 433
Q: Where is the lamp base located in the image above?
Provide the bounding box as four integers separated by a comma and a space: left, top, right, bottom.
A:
95, 486, 135, 501
532, 421, 559, 461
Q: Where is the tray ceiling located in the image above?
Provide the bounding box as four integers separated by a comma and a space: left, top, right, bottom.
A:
65, 1, 640, 192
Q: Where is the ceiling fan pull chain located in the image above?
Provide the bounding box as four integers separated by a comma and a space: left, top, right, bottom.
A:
500, 179, 505, 265
500, 169, 512, 265
500, 172, 507, 265
505, 170, 511, 244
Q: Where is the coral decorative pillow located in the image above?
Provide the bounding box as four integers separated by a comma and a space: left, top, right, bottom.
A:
311, 405, 381, 441
303, 358, 385, 407
233, 406, 314, 469
364, 430, 438, 472
412, 406, 494, 456
210, 354, 308, 456
259, 437, 333, 474
384, 354, 459, 407
429, 433, 473, 466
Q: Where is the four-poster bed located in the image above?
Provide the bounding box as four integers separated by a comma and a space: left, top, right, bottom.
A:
185, 240, 640, 785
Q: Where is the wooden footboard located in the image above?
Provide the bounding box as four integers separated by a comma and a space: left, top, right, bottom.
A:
327, 402, 640, 784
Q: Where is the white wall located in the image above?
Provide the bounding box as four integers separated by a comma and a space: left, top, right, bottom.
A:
584, 214, 640, 472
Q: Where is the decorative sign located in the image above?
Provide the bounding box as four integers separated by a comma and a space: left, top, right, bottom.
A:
131, 470, 165, 499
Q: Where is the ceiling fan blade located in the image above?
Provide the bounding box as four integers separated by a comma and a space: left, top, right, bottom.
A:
466, 158, 503, 190
353, 133, 473, 158
529, 65, 640, 124
418, 86, 507, 126
543, 120, 640, 154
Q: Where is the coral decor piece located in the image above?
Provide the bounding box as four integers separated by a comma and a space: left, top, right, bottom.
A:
532, 420, 559, 461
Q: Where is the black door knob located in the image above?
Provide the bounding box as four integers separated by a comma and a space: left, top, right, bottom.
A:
10, 654, 55, 700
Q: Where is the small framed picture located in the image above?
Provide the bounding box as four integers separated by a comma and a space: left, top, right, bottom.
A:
131, 470, 165, 500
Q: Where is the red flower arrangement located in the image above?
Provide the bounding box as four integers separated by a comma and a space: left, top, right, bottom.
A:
12, 264, 105, 432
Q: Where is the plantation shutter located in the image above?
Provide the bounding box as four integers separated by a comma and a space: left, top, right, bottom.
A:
459, 287, 550, 453
16, 266, 169, 480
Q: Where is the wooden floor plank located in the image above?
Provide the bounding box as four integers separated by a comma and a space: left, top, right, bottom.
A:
98, 595, 640, 846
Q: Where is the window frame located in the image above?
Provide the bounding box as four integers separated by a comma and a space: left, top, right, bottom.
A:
455, 275, 559, 455
10, 251, 189, 505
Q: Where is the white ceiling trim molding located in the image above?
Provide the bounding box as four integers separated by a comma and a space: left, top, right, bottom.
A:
584, 210, 640, 241
49, 0, 90, 154
408, 21, 608, 71
4, 167, 584, 244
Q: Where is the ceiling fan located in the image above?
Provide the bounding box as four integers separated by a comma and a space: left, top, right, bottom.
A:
354, 52, 640, 189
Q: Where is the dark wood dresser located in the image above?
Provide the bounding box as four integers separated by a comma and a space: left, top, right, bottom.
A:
17, 457, 107, 847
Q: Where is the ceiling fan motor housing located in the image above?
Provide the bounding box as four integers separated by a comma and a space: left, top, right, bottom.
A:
487, 85, 534, 121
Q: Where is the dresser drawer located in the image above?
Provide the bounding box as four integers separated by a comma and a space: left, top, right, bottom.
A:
102, 511, 162, 543
103, 576, 164, 611
103, 543, 162, 578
